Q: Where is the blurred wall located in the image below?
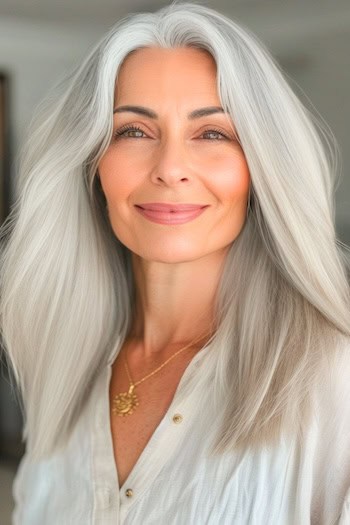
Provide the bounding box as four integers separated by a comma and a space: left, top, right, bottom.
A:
0, 15, 106, 203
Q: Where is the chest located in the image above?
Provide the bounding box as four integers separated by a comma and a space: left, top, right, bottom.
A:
108, 349, 191, 488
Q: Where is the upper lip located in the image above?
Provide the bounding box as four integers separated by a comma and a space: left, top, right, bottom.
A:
135, 203, 208, 212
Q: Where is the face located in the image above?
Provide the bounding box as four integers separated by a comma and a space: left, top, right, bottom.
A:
98, 47, 251, 263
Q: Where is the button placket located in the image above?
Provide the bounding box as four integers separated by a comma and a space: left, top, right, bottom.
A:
119, 404, 188, 512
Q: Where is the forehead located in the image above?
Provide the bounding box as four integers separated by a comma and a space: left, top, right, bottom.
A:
115, 47, 219, 102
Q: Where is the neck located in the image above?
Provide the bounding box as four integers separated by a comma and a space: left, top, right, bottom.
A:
127, 248, 227, 359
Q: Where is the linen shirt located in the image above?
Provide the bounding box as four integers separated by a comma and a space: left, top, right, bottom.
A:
12, 335, 350, 525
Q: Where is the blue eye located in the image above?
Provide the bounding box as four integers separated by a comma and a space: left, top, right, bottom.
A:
113, 125, 230, 141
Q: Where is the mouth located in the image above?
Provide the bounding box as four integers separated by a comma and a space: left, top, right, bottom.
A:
134, 204, 209, 225
135, 203, 208, 212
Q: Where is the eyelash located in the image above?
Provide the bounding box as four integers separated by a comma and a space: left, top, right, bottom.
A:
113, 124, 230, 141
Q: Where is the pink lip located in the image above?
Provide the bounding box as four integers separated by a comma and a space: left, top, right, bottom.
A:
136, 203, 207, 212
135, 205, 208, 225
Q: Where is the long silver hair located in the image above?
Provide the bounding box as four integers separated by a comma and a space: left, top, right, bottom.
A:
1, 1, 349, 461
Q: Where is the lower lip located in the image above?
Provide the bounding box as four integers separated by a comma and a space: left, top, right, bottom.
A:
135, 206, 208, 224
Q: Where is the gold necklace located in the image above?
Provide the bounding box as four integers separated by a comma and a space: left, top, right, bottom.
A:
112, 332, 211, 417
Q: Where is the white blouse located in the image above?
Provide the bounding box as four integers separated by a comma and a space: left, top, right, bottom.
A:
12, 335, 350, 525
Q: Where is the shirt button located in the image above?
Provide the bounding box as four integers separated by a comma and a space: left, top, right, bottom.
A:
125, 488, 133, 498
172, 413, 183, 424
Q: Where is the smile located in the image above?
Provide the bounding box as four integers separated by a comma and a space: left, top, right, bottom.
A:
134, 205, 209, 225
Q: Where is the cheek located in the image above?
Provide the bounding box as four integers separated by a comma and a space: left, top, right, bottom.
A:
98, 151, 135, 201
206, 152, 250, 199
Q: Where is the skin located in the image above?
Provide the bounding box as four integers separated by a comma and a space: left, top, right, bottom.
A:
98, 46, 251, 363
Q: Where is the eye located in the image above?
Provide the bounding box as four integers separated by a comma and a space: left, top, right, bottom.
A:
201, 128, 229, 140
112, 125, 231, 140
113, 125, 146, 139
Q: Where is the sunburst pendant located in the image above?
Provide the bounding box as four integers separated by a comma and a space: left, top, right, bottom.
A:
112, 383, 139, 416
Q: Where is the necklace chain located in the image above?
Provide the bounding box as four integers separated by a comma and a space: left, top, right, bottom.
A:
123, 339, 199, 386
112, 331, 212, 417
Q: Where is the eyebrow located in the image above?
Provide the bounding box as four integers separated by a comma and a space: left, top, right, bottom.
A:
113, 105, 227, 119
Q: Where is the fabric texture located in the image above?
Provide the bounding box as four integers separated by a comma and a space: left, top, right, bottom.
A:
12, 336, 350, 525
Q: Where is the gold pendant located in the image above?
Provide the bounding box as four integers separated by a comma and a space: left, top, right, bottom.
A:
112, 384, 139, 416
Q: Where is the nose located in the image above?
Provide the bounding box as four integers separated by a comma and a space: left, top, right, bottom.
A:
150, 137, 193, 186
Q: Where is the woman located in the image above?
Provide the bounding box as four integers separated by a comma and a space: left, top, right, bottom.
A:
2, 2, 350, 523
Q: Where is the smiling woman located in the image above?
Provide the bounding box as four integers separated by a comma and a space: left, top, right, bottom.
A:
1, 2, 350, 525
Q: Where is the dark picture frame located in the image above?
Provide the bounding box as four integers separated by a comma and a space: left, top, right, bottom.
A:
0, 73, 21, 462
0, 72, 11, 225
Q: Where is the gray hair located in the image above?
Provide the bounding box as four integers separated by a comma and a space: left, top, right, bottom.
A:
1, 0, 349, 461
